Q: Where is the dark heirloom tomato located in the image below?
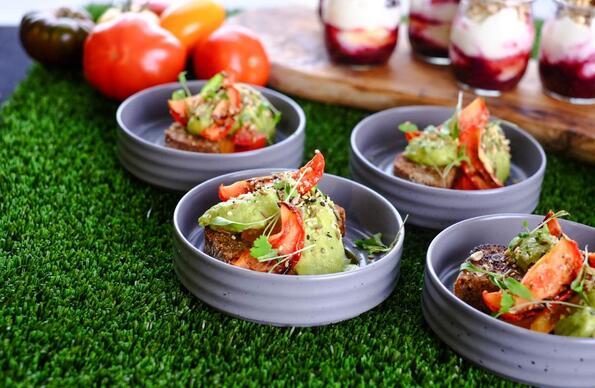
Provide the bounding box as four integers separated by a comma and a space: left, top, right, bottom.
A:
19, 8, 94, 67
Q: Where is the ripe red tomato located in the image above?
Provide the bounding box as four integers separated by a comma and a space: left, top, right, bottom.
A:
193, 25, 270, 86
83, 14, 186, 101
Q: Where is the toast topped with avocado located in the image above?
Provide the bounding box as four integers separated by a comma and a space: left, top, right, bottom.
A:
199, 152, 352, 275
165, 71, 280, 154
454, 211, 595, 337
394, 96, 511, 190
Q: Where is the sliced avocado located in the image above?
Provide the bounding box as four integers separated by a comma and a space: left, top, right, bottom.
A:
235, 85, 278, 143
294, 194, 347, 275
186, 104, 214, 135
478, 123, 511, 185
171, 89, 187, 101
199, 189, 280, 233
403, 132, 458, 167
200, 73, 224, 100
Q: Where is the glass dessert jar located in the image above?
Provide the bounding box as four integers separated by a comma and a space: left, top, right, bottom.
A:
539, 0, 595, 104
449, 0, 535, 95
408, 0, 460, 65
320, 0, 401, 66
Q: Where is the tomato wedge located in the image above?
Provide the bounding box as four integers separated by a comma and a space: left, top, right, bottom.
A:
405, 131, 421, 142
168, 95, 201, 126
589, 252, 595, 268
528, 292, 576, 333
201, 124, 230, 142
458, 97, 490, 131
168, 99, 188, 125
218, 180, 251, 201
232, 250, 273, 272
452, 171, 477, 190
482, 237, 583, 320
232, 127, 267, 151
218, 152, 325, 201
268, 202, 305, 270
291, 151, 325, 195
458, 97, 501, 189
544, 210, 563, 238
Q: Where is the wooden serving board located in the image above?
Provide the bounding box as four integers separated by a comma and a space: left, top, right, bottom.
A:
231, 7, 595, 163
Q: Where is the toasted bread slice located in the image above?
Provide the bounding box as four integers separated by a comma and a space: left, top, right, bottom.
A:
204, 204, 347, 265
454, 244, 523, 313
393, 153, 457, 189
164, 123, 220, 153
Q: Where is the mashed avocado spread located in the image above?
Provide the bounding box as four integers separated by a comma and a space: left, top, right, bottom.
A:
294, 190, 347, 275
199, 189, 279, 233
507, 225, 558, 272
199, 180, 347, 275
555, 289, 595, 338
403, 132, 458, 167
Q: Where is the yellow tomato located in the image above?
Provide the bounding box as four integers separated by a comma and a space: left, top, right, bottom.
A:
160, 0, 225, 51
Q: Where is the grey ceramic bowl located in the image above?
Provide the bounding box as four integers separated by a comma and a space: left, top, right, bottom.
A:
116, 81, 305, 191
423, 213, 595, 387
350, 106, 546, 229
173, 169, 405, 326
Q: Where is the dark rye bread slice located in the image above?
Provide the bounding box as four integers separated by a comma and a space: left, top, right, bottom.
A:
164, 123, 220, 153
393, 153, 458, 189
454, 244, 524, 313
204, 204, 346, 264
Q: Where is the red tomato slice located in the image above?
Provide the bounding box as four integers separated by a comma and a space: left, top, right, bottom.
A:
232, 250, 274, 272
217, 152, 326, 201
482, 237, 583, 321
405, 131, 421, 142
227, 85, 241, 110
232, 127, 267, 151
459, 97, 490, 131
458, 98, 501, 189
589, 252, 595, 268
168, 99, 188, 125
544, 210, 563, 238
291, 151, 325, 195
218, 180, 251, 201
452, 171, 477, 190
268, 202, 305, 271
201, 125, 230, 142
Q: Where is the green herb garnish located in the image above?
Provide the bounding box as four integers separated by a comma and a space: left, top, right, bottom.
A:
460, 262, 533, 316
354, 233, 390, 254
250, 235, 278, 261
398, 121, 419, 133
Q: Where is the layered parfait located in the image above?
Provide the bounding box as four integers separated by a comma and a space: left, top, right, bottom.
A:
539, 0, 595, 104
320, 0, 401, 66
449, 0, 535, 95
408, 0, 460, 65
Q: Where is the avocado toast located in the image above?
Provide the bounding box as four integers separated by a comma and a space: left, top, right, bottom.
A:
394, 96, 511, 190
454, 211, 595, 337
166, 71, 280, 154
198, 152, 352, 275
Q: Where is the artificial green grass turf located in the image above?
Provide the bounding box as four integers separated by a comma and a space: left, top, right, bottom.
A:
1, 65, 594, 387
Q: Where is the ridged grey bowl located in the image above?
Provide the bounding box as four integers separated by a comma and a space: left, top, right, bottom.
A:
173, 169, 405, 326
423, 213, 595, 387
350, 106, 546, 229
116, 81, 305, 191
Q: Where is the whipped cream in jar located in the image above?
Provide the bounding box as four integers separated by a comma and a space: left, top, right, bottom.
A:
320, 0, 401, 66
539, 0, 595, 104
449, 0, 535, 95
